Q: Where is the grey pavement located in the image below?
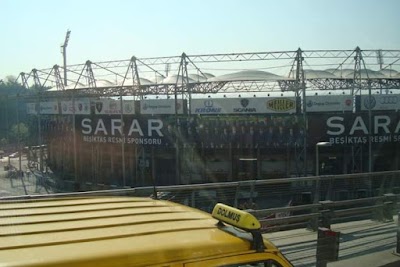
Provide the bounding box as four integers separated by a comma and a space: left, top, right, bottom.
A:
265, 217, 400, 267
0, 157, 52, 197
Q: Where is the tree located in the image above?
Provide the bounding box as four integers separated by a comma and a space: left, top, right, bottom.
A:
0, 138, 8, 146
10, 123, 29, 144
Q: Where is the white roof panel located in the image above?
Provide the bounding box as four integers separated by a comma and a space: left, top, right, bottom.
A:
95, 79, 117, 88
188, 74, 208, 82
380, 69, 399, 78
65, 82, 86, 90
207, 70, 286, 82
149, 74, 165, 84
304, 69, 337, 79
326, 69, 386, 79
161, 75, 196, 84
118, 78, 153, 86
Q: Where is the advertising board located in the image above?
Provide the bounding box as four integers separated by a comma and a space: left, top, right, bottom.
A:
191, 97, 296, 114
140, 99, 184, 114
306, 95, 353, 112
361, 95, 400, 111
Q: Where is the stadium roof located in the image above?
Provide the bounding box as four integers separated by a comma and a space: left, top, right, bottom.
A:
207, 70, 288, 82
304, 69, 337, 79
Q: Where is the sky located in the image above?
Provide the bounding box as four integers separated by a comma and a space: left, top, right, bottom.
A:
1, 0, 400, 80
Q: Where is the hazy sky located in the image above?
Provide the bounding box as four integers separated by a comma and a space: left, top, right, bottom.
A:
1, 0, 399, 80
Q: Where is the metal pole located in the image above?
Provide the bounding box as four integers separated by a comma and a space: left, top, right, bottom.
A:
368, 82, 372, 173
16, 95, 22, 174
61, 30, 71, 86
72, 92, 78, 187
16, 95, 27, 195
315, 144, 320, 206
37, 93, 43, 172
316, 145, 319, 177
151, 145, 157, 198
5, 95, 9, 140
119, 90, 126, 187
63, 46, 67, 86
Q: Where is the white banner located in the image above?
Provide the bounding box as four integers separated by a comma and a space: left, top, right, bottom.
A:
361, 95, 400, 111
305, 95, 353, 112
140, 99, 184, 114
26, 102, 59, 115
191, 97, 296, 114
61, 99, 91, 115
93, 99, 135, 115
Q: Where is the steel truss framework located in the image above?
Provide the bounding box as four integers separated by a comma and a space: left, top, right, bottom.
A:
15, 47, 400, 179
15, 48, 400, 97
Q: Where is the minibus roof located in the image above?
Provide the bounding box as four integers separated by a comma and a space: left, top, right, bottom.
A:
0, 196, 278, 267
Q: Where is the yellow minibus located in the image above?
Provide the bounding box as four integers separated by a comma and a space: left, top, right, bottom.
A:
0, 195, 292, 267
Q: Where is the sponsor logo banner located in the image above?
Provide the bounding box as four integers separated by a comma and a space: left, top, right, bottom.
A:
306, 95, 353, 112
61, 99, 91, 115
191, 97, 296, 114
140, 99, 183, 114
191, 99, 224, 114
308, 113, 400, 145
26, 102, 59, 115
266, 98, 296, 113
75, 114, 305, 147
77, 116, 165, 145
361, 95, 400, 111
93, 99, 135, 115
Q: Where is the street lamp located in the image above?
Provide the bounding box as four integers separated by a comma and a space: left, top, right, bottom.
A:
311, 141, 332, 230
316, 142, 332, 177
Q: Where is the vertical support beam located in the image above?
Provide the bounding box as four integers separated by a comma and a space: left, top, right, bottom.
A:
85, 60, 96, 88
151, 146, 157, 196
173, 53, 187, 184
53, 65, 65, 90
32, 69, 42, 89
121, 56, 141, 100
72, 91, 78, 187
352, 47, 363, 173
119, 88, 126, 187
257, 146, 261, 179
295, 48, 307, 176
352, 47, 362, 109
32, 69, 44, 172
135, 146, 138, 186
37, 93, 43, 172
16, 93, 27, 195
20, 72, 29, 89
132, 57, 141, 98
354, 47, 372, 173
361, 63, 373, 174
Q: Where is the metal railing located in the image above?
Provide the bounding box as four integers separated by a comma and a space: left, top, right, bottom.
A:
2, 170, 400, 232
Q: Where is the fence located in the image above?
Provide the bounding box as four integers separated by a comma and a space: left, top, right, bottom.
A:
2, 170, 400, 231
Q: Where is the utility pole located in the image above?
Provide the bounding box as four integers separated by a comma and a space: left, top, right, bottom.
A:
61, 30, 71, 86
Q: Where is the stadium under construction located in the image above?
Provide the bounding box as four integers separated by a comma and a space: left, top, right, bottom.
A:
11, 47, 400, 189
